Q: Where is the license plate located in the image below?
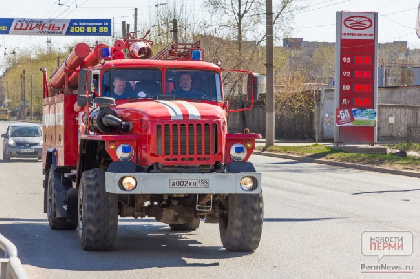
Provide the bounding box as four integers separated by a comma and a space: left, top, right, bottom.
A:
20, 148, 34, 153
169, 179, 209, 188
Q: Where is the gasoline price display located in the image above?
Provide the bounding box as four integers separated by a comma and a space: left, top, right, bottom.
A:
354, 84, 371, 92
354, 70, 371, 78
353, 97, 371, 106
354, 56, 372, 65
341, 56, 373, 66
342, 70, 372, 78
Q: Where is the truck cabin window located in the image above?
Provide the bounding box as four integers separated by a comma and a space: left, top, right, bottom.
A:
102, 69, 222, 102
102, 69, 162, 100
165, 69, 221, 102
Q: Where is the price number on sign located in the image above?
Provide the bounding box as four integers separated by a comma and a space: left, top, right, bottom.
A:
354, 70, 371, 78
354, 56, 372, 65
354, 84, 371, 92
353, 98, 371, 106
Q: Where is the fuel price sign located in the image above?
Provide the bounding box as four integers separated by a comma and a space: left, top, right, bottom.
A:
335, 11, 378, 144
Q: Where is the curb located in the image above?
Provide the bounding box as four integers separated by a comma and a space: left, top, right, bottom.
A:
253, 151, 420, 178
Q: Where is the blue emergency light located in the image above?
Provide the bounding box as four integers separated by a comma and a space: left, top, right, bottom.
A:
191, 50, 202, 61
100, 48, 111, 58
235, 146, 245, 153
122, 145, 132, 153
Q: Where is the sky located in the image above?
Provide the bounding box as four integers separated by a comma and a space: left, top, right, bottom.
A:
0, 0, 418, 61
293, 0, 419, 48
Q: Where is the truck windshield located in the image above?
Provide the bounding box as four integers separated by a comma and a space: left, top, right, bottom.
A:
102, 69, 162, 100
165, 69, 222, 102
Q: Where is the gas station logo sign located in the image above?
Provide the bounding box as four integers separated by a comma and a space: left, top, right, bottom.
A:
343, 16, 372, 30
341, 13, 375, 40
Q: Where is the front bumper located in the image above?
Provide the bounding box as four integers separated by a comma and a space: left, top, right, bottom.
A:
6, 146, 42, 158
105, 172, 262, 194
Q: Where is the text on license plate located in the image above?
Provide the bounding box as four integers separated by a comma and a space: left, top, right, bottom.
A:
21, 148, 34, 152
169, 179, 209, 188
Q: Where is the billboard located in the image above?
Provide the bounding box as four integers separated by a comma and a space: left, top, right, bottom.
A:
0, 18, 111, 36
335, 11, 378, 143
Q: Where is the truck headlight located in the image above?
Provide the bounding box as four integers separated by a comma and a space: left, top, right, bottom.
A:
119, 176, 137, 191
230, 143, 247, 161
116, 144, 134, 161
240, 176, 258, 191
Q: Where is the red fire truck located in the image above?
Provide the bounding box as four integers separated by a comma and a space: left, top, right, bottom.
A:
41, 35, 263, 251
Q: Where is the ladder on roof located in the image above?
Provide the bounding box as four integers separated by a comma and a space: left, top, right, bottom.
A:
152, 41, 202, 61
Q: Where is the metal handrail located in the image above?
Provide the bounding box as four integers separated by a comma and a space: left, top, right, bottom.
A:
0, 234, 29, 279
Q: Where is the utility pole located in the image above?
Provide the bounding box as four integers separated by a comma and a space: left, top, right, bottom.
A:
313, 85, 319, 144
265, 0, 275, 147
30, 75, 33, 121
20, 74, 22, 119
172, 19, 178, 42
134, 8, 138, 36
20, 70, 25, 120
122, 20, 127, 38
23, 70, 25, 119
112, 17, 115, 38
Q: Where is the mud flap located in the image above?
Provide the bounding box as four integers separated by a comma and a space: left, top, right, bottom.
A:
54, 171, 71, 218
66, 188, 78, 224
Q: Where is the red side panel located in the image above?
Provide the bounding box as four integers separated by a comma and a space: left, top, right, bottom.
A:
43, 94, 79, 169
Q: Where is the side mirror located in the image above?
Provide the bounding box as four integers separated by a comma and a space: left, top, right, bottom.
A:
221, 68, 257, 112
247, 72, 262, 102
1, 134, 6, 138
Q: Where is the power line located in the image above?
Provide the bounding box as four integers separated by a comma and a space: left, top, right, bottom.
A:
293, 0, 351, 15
379, 12, 416, 30
298, 23, 335, 29
376, 0, 399, 11
380, 31, 416, 44
382, 7, 418, 16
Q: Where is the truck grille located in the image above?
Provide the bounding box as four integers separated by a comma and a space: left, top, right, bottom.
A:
156, 123, 218, 157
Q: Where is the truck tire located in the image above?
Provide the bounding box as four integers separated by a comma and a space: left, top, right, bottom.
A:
47, 169, 77, 230
169, 218, 200, 231
219, 193, 263, 251
78, 168, 118, 251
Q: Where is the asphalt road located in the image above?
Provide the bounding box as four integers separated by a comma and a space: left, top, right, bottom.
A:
0, 121, 419, 279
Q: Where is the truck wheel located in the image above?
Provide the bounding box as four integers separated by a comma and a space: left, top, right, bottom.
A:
219, 193, 263, 252
47, 169, 77, 230
169, 218, 200, 231
78, 168, 118, 251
